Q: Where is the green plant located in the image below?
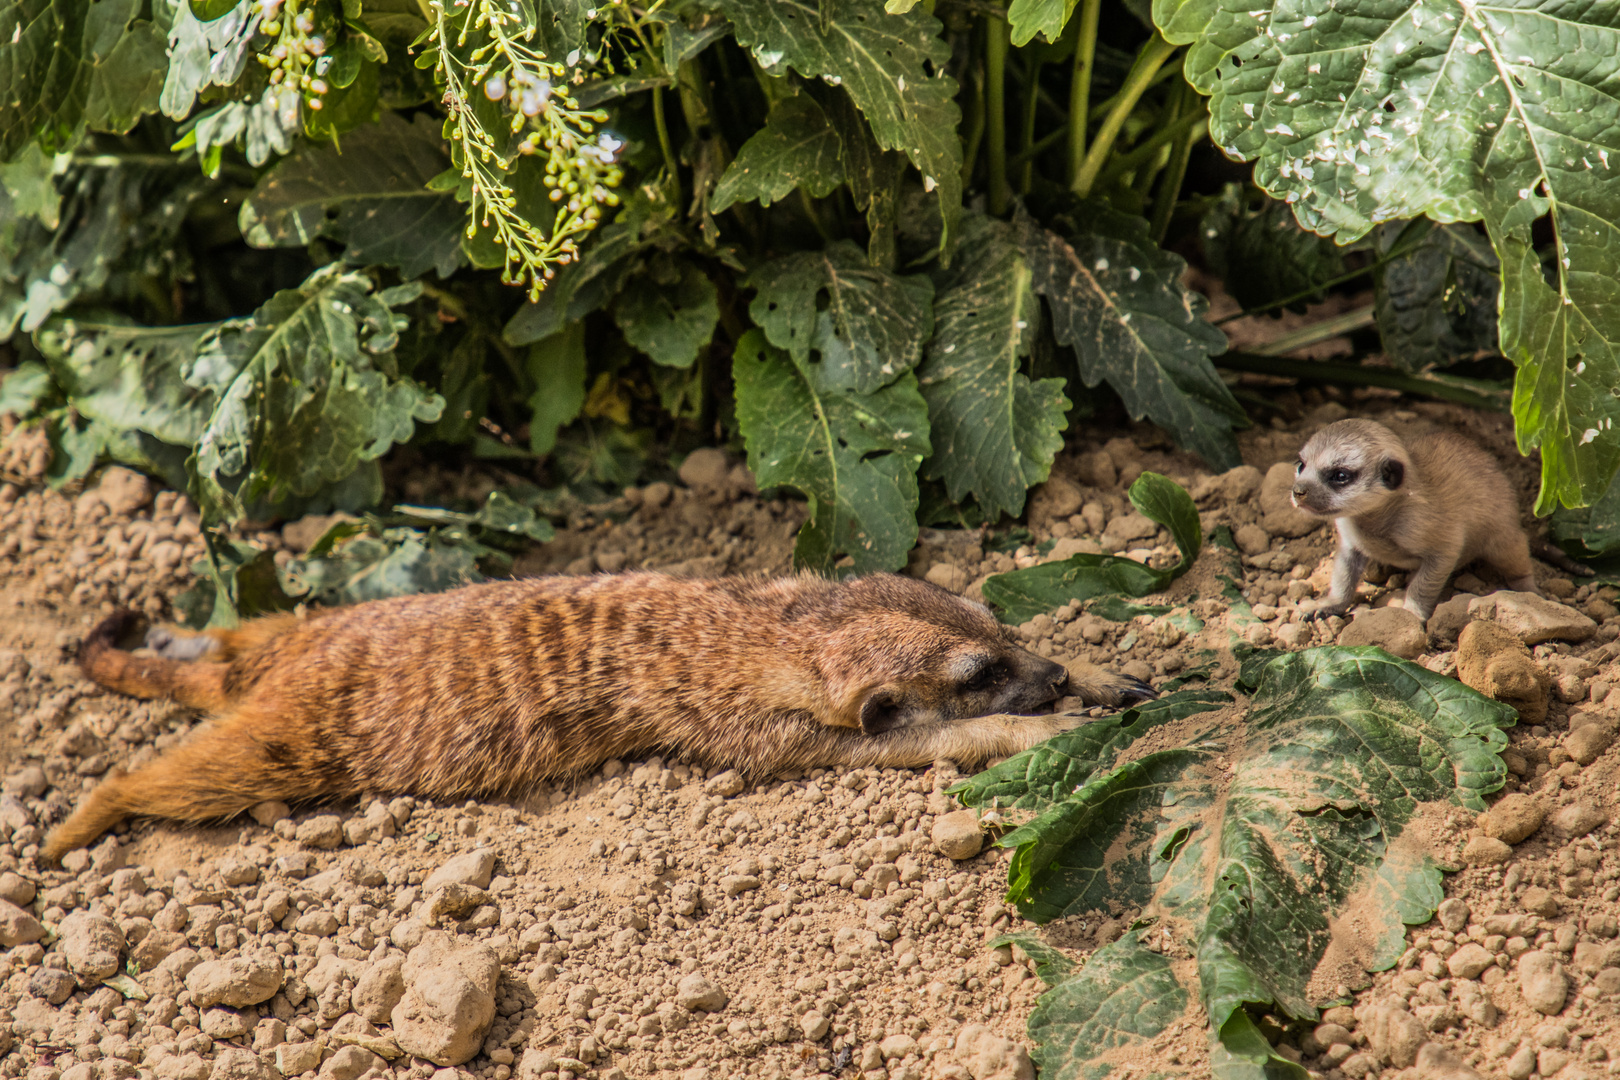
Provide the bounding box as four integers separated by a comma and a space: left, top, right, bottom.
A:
2, 0, 1618, 593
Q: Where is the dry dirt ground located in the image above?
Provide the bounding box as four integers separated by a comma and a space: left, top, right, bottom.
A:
1, 386, 1618, 1080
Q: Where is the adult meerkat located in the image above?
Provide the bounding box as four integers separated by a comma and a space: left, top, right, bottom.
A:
1290, 419, 1580, 624
43, 572, 1153, 861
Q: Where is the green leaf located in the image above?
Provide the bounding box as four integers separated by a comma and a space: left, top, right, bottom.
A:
0, 0, 165, 158
732, 329, 930, 573
1201, 187, 1346, 316
188, 266, 443, 522
395, 491, 556, 544
0, 142, 62, 227
611, 256, 720, 368
187, 535, 298, 629
240, 111, 466, 279
531, 0, 591, 65
717, 0, 963, 255
280, 525, 483, 607
746, 240, 934, 394
820, 88, 906, 269
161, 1, 257, 120
189, 0, 241, 19
302, 56, 380, 141
712, 94, 845, 213
960, 647, 1514, 1077
1005, 0, 1078, 48
1372, 222, 1500, 373
33, 317, 218, 447
917, 213, 1069, 522
526, 323, 587, 455
1016, 204, 1244, 470
1026, 937, 1190, 1080
1154, 0, 1620, 511
0, 361, 54, 417
980, 472, 1200, 623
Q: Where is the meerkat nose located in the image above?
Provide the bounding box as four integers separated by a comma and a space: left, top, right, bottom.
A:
1291, 484, 1308, 497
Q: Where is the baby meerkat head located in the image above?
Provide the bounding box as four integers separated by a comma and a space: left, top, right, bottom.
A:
812, 575, 1069, 735
1290, 419, 1410, 518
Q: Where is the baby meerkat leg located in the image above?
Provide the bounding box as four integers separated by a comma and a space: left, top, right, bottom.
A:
145, 626, 220, 661
1485, 531, 1537, 592
1401, 553, 1460, 623
793, 713, 1087, 772
1307, 538, 1368, 621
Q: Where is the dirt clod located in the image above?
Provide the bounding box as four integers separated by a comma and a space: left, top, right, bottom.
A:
1517, 950, 1570, 1015
1479, 792, 1547, 845
1456, 620, 1550, 724
931, 810, 984, 860
1338, 606, 1427, 659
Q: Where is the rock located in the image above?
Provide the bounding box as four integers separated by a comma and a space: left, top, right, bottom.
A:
1456, 620, 1551, 723
0, 897, 45, 946
295, 815, 345, 849
96, 466, 155, 516
1075, 450, 1116, 488
423, 850, 495, 893
249, 801, 291, 826
1521, 886, 1561, 918
879, 1034, 918, 1060
931, 810, 984, 860
1480, 793, 1547, 845
703, 770, 745, 798
1505, 1042, 1537, 1080
1518, 951, 1569, 1015
202, 1008, 251, 1039
1428, 594, 1478, 643
925, 563, 971, 594
679, 448, 731, 492
1566, 720, 1617, 765
1462, 836, 1513, 866
1436, 898, 1470, 931
352, 957, 406, 1023
954, 1023, 1036, 1080
0, 870, 35, 906
320, 1047, 384, 1080
1101, 512, 1157, 550
28, 966, 76, 1004
186, 953, 284, 1007
1233, 524, 1271, 556
675, 974, 728, 1012
1361, 1004, 1427, 1068
1337, 607, 1427, 659
1260, 462, 1324, 538
1412, 1042, 1484, 1080
1027, 476, 1084, 525
391, 933, 500, 1066
1550, 800, 1608, 839
800, 1011, 830, 1040
276, 1043, 322, 1076
58, 911, 125, 986
1042, 538, 1104, 562
1447, 943, 1496, 979
1216, 465, 1264, 503
210, 1048, 275, 1080
1470, 591, 1597, 645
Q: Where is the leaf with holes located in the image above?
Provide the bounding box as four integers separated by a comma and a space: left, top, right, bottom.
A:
732, 330, 930, 572
956, 647, 1514, 1079
1200, 187, 1345, 315
746, 240, 934, 394
239, 112, 466, 279
917, 213, 1068, 522
712, 94, 845, 212
1154, 0, 1620, 510
716, 0, 963, 254
1017, 204, 1244, 470
612, 255, 720, 368
1373, 222, 1499, 373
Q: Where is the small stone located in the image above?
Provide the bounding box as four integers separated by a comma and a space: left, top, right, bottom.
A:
202, 1008, 251, 1039
58, 911, 125, 986
1480, 793, 1547, 845
1428, 594, 1479, 642
1101, 511, 1158, 549
678, 448, 730, 492
392, 934, 500, 1066
1217, 465, 1264, 503
277, 1042, 323, 1076
249, 801, 290, 826
1537, 1049, 1571, 1077
422, 850, 495, 893
1462, 836, 1513, 866
924, 564, 970, 594
1260, 462, 1324, 538
1436, 898, 1470, 931
1518, 951, 1569, 1015
1337, 606, 1427, 659
28, 967, 76, 1004
953, 1023, 1036, 1080
703, 770, 745, 798
1447, 943, 1496, 979
1233, 524, 1271, 556
675, 974, 727, 1012
1457, 621, 1550, 724
96, 466, 155, 516
1028, 476, 1085, 524
294, 910, 341, 936
1505, 1042, 1537, 1080
0, 870, 35, 906
186, 953, 284, 1007
295, 815, 345, 849
1566, 720, 1616, 765
320, 1046, 384, 1080
1362, 1005, 1427, 1068
800, 1011, 830, 1040
1550, 800, 1608, 839
931, 810, 984, 860
879, 1034, 918, 1060
1521, 886, 1561, 918
1471, 591, 1597, 645
352, 957, 406, 1024
1412, 1043, 1484, 1080
211, 1048, 275, 1080
0, 897, 45, 946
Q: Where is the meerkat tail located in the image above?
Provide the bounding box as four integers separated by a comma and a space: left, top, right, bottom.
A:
1532, 538, 1596, 578
78, 612, 231, 711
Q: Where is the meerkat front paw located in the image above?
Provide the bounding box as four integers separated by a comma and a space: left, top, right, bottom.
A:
1302, 602, 1350, 623
1060, 660, 1158, 709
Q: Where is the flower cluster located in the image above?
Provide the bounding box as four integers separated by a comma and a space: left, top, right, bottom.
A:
252, 0, 332, 113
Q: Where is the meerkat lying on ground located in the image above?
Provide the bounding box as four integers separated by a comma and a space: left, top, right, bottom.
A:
43, 572, 1154, 861
1289, 419, 1588, 624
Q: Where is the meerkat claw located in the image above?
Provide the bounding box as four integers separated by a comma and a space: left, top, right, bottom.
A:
1118, 676, 1158, 704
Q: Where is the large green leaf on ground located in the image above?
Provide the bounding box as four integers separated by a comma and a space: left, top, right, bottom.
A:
187, 267, 444, 520
1201, 188, 1345, 316
918, 214, 1068, 522
981, 472, 1200, 623
717, 0, 962, 254
732, 329, 930, 572
33, 317, 218, 447
1154, 0, 1620, 511
1026, 937, 1192, 1080
611, 255, 720, 368
1016, 205, 1244, 470
0, 0, 166, 159
280, 525, 484, 608
746, 240, 934, 394
956, 647, 1515, 1079
160, 0, 257, 120
711, 94, 845, 213
1373, 222, 1499, 373
239, 112, 465, 279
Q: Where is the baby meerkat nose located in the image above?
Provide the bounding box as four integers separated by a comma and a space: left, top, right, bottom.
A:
1291, 483, 1308, 498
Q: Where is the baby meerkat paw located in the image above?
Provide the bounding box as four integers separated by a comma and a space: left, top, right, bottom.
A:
1061, 661, 1158, 709
144, 627, 218, 661
1302, 602, 1349, 623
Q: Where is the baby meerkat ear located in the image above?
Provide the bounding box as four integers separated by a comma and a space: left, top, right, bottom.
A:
858, 686, 907, 735
1380, 458, 1406, 489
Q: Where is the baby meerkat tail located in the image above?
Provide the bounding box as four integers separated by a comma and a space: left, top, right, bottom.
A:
1531, 538, 1596, 579
79, 611, 231, 712
1062, 659, 1157, 708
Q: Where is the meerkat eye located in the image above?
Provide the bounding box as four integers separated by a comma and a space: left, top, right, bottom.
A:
960, 661, 1008, 694
1295, 458, 1305, 473
1325, 468, 1356, 487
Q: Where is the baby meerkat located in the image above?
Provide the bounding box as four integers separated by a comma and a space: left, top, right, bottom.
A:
1289, 419, 1566, 624
43, 572, 1154, 861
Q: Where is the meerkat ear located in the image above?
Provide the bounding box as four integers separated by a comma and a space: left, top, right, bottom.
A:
858, 686, 907, 735
1380, 458, 1406, 489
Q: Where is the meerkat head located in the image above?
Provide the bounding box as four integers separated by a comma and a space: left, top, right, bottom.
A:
1290, 419, 1411, 519
809, 575, 1069, 735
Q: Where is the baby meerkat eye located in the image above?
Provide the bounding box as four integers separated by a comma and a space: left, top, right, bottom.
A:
1325, 468, 1356, 488
1295, 458, 1305, 473
960, 661, 1008, 694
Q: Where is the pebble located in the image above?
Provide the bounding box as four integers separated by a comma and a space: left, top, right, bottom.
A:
1028, 476, 1084, 523
27, 966, 76, 1004
1456, 621, 1550, 725
352, 956, 406, 1024
1446, 942, 1495, 979
210, 1047, 275, 1080
1233, 523, 1270, 556
1520, 885, 1561, 918
0, 897, 45, 946
931, 810, 984, 860
800, 1011, 830, 1040
296, 815, 346, 849
1469, 592, 1597, 645
391, 934, 500, 1066
1565, 718, 1617, 764
57, 911, 125, 986
1337, 606, 1426, 659
1361, 1004, 1427, 1068
1517, 950, 1568, 1014
423, 849, 496, 892
1549, 800, 1607, 839
953, 1023, 1036, 1080
1462, 836, 1512, 866
1480, 793, 1546, 845
0, 869, 35, 905
675, 973, 728, 1012
703, 770, 745, 798
924, 563, 971, 593
95, 466, 155, 516
186, 953, 284, 1007
1427, 594, 1478, 642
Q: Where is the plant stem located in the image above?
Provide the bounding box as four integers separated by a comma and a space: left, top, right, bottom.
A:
1216, 351, 1511, 413
961, 61, 987, 187
1066, 0, 1102, 187
1150, 81, 1202, 244
1071, 34, 1176, 199
651, 84, 680, 204
986, 18, 1011, 215
1019, 54, 1042, 195
1093, 108, 1205, 191
1213, 217, 1436, 324
799, 189, 833, 243
1249, 307, 1378, 356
